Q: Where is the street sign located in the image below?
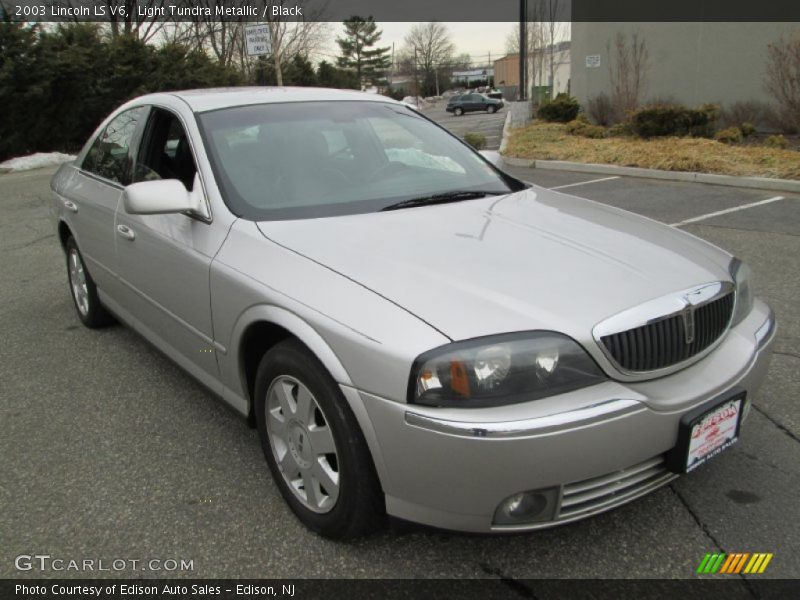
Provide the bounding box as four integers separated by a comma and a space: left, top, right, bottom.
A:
245, 24, 272, 57
585, 55, 601, 68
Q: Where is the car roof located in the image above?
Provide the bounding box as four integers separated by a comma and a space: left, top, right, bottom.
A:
133, 87, 400, 113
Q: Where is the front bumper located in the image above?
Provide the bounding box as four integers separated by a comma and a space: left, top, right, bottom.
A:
343, 300, 776, 533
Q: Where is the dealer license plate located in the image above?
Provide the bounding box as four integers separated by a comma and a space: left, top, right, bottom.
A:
667, 390, 745, 474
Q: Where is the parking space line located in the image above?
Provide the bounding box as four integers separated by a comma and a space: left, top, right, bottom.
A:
670, 196, 786, 227
548, 176, 621, 191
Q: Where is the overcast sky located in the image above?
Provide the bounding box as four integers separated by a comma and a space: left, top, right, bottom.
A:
321, 22, 518, 66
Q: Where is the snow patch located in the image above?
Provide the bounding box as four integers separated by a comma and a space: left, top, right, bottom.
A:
0, 152, 76, 173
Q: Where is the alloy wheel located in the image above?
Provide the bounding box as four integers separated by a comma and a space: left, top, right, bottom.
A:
265, 375, 340, 513
68, 248, 90, 316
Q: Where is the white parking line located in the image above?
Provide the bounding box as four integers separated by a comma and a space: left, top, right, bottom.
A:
548, 176, 621, 190
670, 196, 786, 227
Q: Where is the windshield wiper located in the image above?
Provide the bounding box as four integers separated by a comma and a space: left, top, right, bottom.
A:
380, 190, 504, 211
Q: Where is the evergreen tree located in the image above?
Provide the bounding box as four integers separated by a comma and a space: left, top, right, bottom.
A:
316, 60, 359, 89
336, 16, 391, 88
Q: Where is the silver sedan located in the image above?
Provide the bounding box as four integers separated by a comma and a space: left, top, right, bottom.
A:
51, 88, 776, 538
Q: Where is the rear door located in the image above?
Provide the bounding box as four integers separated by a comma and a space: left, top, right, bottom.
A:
64, 106, 148, 301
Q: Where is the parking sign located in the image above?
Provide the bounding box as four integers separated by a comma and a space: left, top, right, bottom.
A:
245, 24, 272, 56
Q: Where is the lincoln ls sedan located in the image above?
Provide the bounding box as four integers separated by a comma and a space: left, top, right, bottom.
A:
50, 88, 776, 539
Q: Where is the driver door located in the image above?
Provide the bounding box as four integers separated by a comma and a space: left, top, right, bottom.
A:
114, 106, 223, 389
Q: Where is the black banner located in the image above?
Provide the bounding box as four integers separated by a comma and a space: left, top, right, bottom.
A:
3, 579, 800, 600
2, 0, 800, 23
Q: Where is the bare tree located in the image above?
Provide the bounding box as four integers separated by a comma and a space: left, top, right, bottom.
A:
182, 0, 328, 84
44, 0, 165, 42
607, 31, 649, 118
505, 13, 547, 102
764, 31, 800, 132
543, 0, 562, 99
265, 4, 329, 86
404, 22, 454, 96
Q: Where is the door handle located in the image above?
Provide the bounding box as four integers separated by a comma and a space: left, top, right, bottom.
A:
116, 224, 136, 241
63, 200, 78, 213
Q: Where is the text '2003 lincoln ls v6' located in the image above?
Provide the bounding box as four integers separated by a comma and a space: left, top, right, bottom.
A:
50, 88, 776, 539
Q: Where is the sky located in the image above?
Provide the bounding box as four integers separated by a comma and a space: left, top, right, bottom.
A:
320, 22, 518, 67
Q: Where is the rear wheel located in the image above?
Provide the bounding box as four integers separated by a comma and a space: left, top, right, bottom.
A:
454, 107, 464, 116
65, 236, 115, 328
254, 339, 385, 539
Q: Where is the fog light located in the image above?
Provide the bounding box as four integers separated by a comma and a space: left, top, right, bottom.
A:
493, 487, 559, 525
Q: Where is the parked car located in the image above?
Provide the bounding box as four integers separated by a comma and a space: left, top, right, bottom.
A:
446, 93, 504, 116
51, 88, 775, 539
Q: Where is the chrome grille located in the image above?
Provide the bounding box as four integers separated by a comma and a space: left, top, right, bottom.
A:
600, 291, 734, 372
558, 456, 676, 520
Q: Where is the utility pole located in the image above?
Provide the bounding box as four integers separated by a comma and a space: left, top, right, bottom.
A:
390, 42, 395, 89
519, 0, 527, 101
413, 47, 419, 107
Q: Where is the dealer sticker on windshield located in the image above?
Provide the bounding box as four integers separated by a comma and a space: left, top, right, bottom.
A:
666, 389, 746, 474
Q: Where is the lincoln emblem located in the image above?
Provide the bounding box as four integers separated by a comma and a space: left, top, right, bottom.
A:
682, 305, 696, 344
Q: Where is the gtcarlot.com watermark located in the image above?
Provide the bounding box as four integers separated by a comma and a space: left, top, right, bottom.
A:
15, 554, 194, 573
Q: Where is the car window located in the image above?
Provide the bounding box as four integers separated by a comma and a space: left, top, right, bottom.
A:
198, 101, 520, 221
134, 108, 198, 192
83, 107, 146, 185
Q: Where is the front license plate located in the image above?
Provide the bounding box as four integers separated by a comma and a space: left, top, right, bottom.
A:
667, 389, 746, 474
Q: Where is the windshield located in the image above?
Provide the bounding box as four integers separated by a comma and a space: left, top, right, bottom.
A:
197, 101, 520, 220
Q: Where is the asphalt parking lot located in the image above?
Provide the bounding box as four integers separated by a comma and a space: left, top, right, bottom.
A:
1, 163, 798, 583
421, 100, 507, 149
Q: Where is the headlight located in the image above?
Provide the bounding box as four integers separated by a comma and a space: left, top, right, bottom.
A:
730, 258, 754, 326
410, 331, 606, 407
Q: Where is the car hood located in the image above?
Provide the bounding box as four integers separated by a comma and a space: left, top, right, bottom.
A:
256, 188, 732, 344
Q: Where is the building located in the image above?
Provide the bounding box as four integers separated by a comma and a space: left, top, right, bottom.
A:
571, 22, 797, 111
494, 41, 571, 101
494, 54, 521, 87
451, 68, 494, 86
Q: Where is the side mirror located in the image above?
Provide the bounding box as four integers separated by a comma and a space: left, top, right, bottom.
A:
479, 150, 504, 168
122, 176, 208, 219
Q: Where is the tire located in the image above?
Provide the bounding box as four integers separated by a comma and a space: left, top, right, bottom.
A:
454, 107, 464, 116
254, 338, 385, 539
65, 236, 115, 328
488, 105, 498, 114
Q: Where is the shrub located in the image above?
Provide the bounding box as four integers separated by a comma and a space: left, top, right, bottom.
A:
719, 101, 767, 128
714, 127, 743, 144
739, 122, 756, 137
565, 119, 586, 135
565, 120, 607, 138
764, 134, 789, 149
537, 93, 580, 123
464, 132, 487, 150
579, 124, 608, 139
586, 93, 616, 126
630, 104, 717, 138
608, 121, 634, 137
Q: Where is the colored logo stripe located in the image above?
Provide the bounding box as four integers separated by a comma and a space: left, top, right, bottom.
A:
697, 552, 773, 574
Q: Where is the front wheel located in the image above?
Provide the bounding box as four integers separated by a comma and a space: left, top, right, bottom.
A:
65, 236, 115, 328
488, 105, 498, 114
454, 107, 464, 116
254, 339, 385, 539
